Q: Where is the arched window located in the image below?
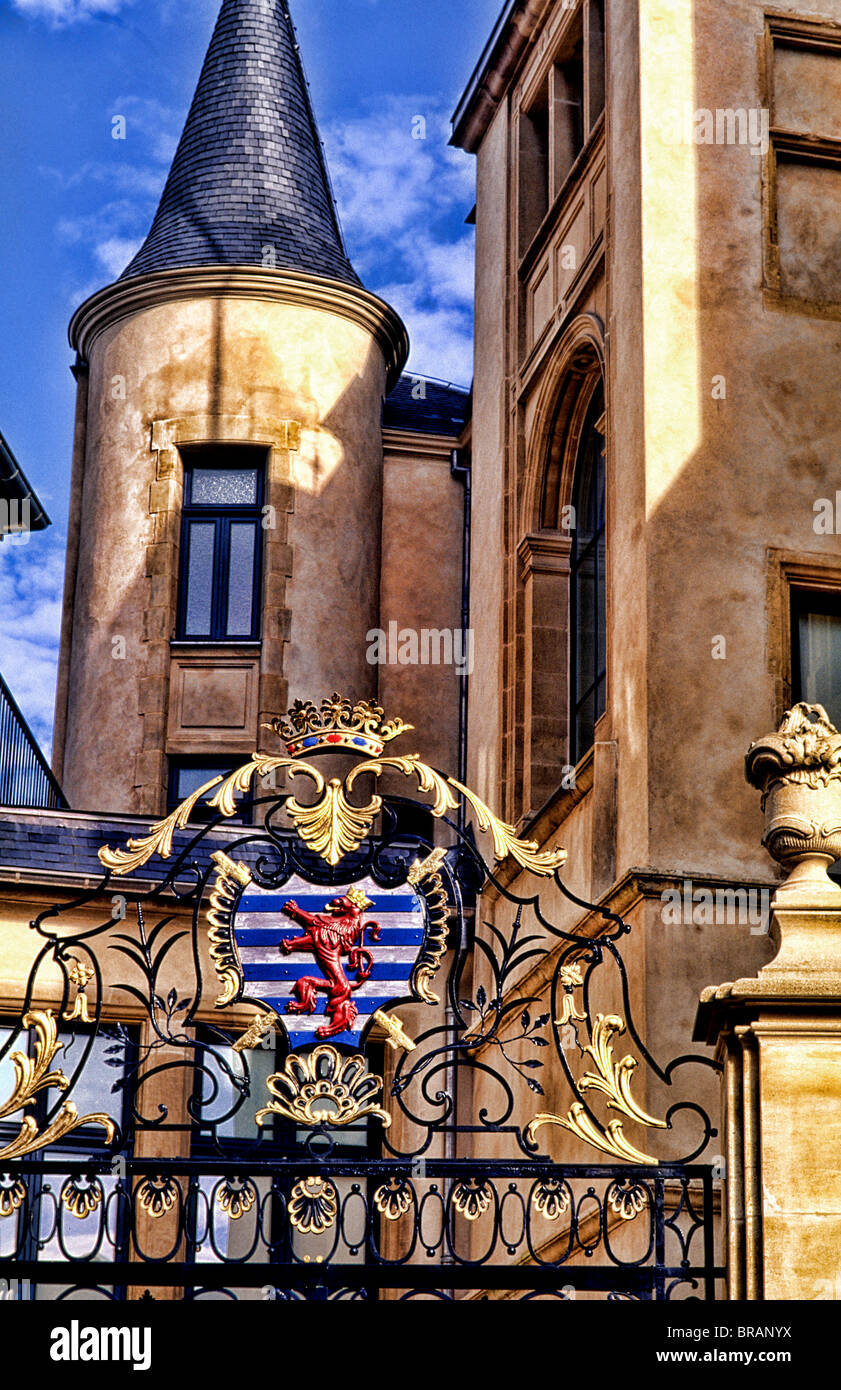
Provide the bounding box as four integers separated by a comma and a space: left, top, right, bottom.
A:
569, 382, 606, 763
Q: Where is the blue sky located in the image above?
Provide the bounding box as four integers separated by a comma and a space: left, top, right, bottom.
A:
0, 0, 500, 751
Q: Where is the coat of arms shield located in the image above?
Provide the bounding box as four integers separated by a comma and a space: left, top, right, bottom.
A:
206, 854, 451, 1050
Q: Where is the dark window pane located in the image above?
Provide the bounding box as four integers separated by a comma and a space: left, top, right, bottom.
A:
170, 761, 244, 821
175, 763, 234, 802
190, 469, 259, 507
594, 672, 606, 726
575, 688, 596, 762
569, 382, 606, 763
184, 522, 215, 635
56, 1030, 126, 1129
596, 533, 606, 682
226, 523, 257, 637
797, 607, 841, 728
575, 546, 597, 701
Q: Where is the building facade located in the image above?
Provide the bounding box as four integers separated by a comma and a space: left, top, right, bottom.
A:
451, 0, 841, 1162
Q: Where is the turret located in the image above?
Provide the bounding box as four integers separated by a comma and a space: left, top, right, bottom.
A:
52, 0, 407, 814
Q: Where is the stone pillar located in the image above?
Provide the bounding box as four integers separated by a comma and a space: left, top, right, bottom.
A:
695, 702, 841, 1300
516, 531, 571, 816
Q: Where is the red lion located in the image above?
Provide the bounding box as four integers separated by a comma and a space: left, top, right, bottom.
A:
280, 893, 381, 1039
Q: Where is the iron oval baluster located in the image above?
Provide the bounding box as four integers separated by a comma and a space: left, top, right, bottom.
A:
131, 1174, 185, 1266
525, 1176, 576, 1268
372, 1173, 422, 1267
601, 1175, 656, 1267
339, 1181, 367, 1259
36, 1181, 59, 1251
416, 1183, 447, 1261
445, 1176, 500, 1268
108, 1175, 131, 1267
209, 1177, 261, 1265
572, 1186, 604, 1260
498, 1182, 527, 1256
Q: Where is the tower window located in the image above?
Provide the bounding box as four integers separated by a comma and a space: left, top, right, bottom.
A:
177, 448, 265, 641
569, 383, 606, 764
167, 757, 243, 818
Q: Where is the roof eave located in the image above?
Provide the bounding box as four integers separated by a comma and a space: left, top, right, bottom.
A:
0, 429, 50, 532
450, 0, 550, 153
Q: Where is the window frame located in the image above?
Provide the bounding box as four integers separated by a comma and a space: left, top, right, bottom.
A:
516, 0, 606, 260
176, 449, 266, 643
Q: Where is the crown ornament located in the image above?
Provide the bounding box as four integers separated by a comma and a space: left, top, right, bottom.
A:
344, 886, 374, 912
266, 692, 413, 759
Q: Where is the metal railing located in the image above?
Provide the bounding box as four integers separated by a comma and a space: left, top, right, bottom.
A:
0, 673, 66, 809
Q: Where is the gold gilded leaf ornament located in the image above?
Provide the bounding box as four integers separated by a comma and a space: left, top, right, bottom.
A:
347, 755, 459, 820
577, 1015, 667, 1130
447, 777, 566, 875
99, 772, 226, 874
526, 1103, 657, 1165
256, 1045, 390, 1129
98, 694, 569, 873
525, 1014, 666, 1165
286, 779, 381, 867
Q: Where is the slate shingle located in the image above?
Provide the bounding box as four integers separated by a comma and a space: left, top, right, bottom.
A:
121, 0, 359, 286
383, 376, 472, 436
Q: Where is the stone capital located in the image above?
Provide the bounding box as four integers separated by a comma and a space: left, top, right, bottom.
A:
517, 529, 572, 580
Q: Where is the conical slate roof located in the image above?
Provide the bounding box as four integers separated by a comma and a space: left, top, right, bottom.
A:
120, 0, 359, 285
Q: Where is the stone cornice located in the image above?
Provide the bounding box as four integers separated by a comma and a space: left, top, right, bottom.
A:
382, 427, 462, 461
69, 266, 410, 392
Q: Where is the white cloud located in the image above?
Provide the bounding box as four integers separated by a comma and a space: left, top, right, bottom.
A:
13, 0, 131, 22
94, 235, 142, 277
326, 105, 473, 245
0, 534, 65, 755
56, 198, 152, 290
323, 98, 476, 385
43, 161, 166, 199
376, 286, 473, 385
44, 94, 180, 292
397, 232, 476, 307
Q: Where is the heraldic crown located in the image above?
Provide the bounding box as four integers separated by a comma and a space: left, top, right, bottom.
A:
342, 886, 375, 911
266, 693, 414, 759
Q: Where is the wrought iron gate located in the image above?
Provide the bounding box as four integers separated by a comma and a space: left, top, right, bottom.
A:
0, 695, 723, 1300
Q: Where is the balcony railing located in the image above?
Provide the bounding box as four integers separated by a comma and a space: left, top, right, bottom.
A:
0, 673, 66, 809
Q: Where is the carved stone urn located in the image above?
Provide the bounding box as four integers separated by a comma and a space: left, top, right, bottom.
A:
745, 702, 841, 896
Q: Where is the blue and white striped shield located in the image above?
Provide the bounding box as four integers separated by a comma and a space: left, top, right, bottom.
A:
232, 876, 425, 1047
